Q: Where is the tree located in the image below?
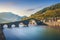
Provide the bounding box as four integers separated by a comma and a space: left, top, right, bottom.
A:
44, 10, 56, 18
55, 9, 60, 17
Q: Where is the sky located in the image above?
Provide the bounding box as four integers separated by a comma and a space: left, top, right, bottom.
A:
0, 0, 60, 16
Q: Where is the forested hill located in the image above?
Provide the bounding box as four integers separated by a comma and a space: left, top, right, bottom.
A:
22, 3, 60, 20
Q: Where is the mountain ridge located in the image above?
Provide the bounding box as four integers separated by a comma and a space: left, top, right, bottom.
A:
0, 12, 25, 23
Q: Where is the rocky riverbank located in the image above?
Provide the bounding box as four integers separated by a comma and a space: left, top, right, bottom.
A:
0, 29, 5, 40
45, 22, 60, 28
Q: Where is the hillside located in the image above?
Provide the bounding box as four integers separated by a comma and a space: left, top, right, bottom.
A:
22, 3, 60, 20
29, 3, 60, 20
35, 3, 60, 14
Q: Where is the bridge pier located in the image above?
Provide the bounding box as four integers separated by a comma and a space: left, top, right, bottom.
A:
8, 25, 11, 28
0, 24, 3, 29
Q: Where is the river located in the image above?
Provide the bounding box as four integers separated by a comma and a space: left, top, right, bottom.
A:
3, 26, 60, 40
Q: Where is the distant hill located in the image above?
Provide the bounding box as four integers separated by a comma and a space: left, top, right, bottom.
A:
0, 12, 24, 23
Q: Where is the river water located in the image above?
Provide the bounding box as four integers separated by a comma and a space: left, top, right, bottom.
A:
3, 26, 60, 40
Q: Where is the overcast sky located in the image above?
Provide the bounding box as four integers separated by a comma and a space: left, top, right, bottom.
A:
0, 0, 60, 16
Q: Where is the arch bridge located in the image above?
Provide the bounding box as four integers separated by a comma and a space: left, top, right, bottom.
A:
0, 21, 28, 29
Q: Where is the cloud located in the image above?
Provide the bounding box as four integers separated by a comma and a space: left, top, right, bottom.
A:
26, 6, 42, 12
26, 8, 35, 11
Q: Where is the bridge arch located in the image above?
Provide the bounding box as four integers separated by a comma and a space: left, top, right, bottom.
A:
3, 24, 8, 28
19, 22, 24, 28
11, 24, 16, 28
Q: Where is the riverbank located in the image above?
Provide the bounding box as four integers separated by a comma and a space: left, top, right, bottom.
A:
0, 29, 5, 40
44, 22, 60, 28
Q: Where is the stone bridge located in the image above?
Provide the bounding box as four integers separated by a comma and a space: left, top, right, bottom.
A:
0, 19, 47, 29
0, 21, 28, 29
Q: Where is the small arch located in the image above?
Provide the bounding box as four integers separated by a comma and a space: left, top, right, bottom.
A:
3, 24, 8, 28
11, 24, 16, 28
19, 22, 24, 28
28, 19, 37, 26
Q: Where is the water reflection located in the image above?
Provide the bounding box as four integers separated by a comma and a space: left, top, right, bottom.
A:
3, 26, 46, 40
44, 28, 60, 40
3, 26, 60, 40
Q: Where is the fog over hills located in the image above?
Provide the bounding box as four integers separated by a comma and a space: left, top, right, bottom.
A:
0, 12, 25, 23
